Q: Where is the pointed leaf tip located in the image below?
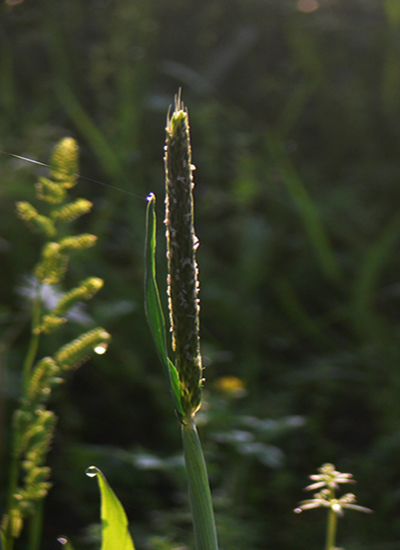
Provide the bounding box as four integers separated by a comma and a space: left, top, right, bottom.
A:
86, 466, 135, 550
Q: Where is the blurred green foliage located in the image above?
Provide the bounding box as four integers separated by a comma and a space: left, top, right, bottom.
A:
1, 0, 400, 549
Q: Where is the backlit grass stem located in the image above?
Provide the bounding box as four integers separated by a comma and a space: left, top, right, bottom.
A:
181, 419, 219, 550
164, 95, 218, 550
144, 94, 219, 550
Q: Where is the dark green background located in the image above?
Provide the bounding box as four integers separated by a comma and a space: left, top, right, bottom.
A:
1, 1, 400, 549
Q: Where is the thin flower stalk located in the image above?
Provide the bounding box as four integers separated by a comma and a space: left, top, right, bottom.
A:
295, 464, 372, 550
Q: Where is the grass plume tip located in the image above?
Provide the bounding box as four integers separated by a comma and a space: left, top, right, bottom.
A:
165, 94, 203, 419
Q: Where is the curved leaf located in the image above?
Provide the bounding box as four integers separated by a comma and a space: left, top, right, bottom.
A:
86, 466, 135, 550
144, 194, 184, 419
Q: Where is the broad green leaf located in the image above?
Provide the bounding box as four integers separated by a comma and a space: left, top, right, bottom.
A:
86, 466, 135, 550
144, 194, 184, 418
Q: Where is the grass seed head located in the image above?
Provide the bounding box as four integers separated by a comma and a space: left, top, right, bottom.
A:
164, 94, 202, 418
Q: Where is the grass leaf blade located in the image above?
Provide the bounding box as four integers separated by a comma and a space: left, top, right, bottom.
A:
144, 194, 184, 418
266, 130, 342, 285
352, 212, 400, 338
86, 466, 135, 550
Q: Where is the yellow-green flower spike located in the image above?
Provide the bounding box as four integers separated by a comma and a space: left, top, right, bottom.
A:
9, 407, 57, 530
15, 408, 56, 458
4, 135, 110, 550
54, 328, 111, 370
3, 508, 23, 539
165, 94, 202, 419
16, 202, 56, 237
34, 242, 68, 285
34, 315, 67, 335
51, 277, 104, 317
35, 177, 66, 204
51, 198, 93, 223
50, 137, 79, 188
58, 234, 97, 252
25, 357, 60, 405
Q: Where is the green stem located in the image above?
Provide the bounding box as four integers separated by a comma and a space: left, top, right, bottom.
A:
3, 451, 18, 550
325, 505, 337, 550
181, 418, 219, 550
3, 287, 43, 550
3, 535, 12, 550
27, 500, 43, 550
22, 287, 42, 392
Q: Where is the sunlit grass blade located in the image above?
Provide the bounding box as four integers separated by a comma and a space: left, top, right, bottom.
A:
144, 194, 184, 419
86, 466, 135, 550
54, 80, 122, 181
277, 78, 320, 138
273, 276, 331, 345
352, 212, 400, 338
266, 130, 342, 285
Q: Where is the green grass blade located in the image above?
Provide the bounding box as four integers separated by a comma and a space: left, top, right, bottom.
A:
266, 131, 342, 285
144, 194, 184, 418
273, 276, 331, 345
352, 212, 400, 338
54, 80, 123, 181
86, 466, 135, 550
181, 420, 219, 550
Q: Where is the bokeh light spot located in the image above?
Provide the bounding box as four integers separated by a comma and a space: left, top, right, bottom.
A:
297, 0, 319, 13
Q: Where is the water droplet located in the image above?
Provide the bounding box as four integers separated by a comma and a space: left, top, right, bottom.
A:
294, 508, 302, 514
146, 192, 155, 202
57, 537, 68, 545
94, 343, 107, 355
85, 466, 98, 478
